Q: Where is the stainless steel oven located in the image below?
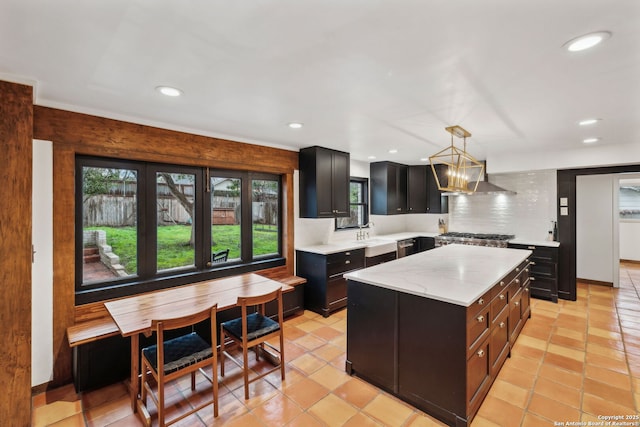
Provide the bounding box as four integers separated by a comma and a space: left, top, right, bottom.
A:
397, 238, 417, 258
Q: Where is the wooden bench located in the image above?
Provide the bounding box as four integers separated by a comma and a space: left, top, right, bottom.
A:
67, 272, 305, 348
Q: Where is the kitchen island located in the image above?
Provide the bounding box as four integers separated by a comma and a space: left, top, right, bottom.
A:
344, 245, 532, 427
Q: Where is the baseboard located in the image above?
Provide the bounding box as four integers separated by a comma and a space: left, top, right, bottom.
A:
621, 259, 640, 265
577, 278, 613, 287
31, 381, 53, 396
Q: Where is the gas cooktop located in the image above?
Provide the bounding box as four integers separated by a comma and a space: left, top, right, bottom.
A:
434, 232, 515, 248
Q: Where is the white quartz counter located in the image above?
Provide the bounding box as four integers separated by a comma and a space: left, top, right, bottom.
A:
296, 231, 439, 255
344, 245, 531, 307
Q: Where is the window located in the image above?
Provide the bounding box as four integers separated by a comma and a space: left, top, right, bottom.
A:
76, 156, 283, 303
620, 180, 640, 219
336, 177, 369, 230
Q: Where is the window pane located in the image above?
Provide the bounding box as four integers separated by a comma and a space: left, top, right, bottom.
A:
211, 176, 241, 263
620, 183, 640, 219
156, 172, 195, 271
350, 181, 363, 203
252, 179, 279, 257
82, 166, 137, 284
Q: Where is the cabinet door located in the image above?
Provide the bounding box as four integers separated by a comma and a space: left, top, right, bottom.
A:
395, 164, 408, 214
467, 338, 491, 415
427, 164, 448, 213
407, 165, 427, 213
315, 148, 335, 217
370, 162, 408, 215
331, 150, 350, 216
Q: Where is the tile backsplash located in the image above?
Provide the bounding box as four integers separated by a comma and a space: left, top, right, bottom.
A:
448, 170, 557, 241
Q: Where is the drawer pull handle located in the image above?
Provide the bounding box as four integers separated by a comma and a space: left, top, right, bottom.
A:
525, 287, 529, 293
515, 279, 520, 284
500, 281, 505, 287
527, 246, 536, 250
477, 349, 485, 358
477, 315, 484, 323
530, 277, 536, 281
478, 298, 485, 305
530, 261, 536, 266
345, 260, 351, 264
345, 252, 351, 255
499, 294, 505, 300
499, 321, 505, 328
514, 301, 520, 307
516, 267, 520, 272
525, 268, 529, 273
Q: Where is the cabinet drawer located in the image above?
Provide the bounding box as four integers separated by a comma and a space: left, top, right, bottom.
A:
529, 276, 558, 300
327, 249, 365, 277
327, 277, 348, 308
467, 289, 492, 320
530, 260, 556, 279
490, 288, 508, 322
467, 305, 490, 358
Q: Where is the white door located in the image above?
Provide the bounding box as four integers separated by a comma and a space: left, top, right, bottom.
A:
32, 140, 54, 386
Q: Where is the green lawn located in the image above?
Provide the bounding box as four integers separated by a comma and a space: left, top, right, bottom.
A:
86, 224, 278, 273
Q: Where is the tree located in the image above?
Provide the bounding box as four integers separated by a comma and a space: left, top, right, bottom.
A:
158, 173, 195, 247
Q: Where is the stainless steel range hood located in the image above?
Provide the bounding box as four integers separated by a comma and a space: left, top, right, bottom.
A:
442, 164, 516, 196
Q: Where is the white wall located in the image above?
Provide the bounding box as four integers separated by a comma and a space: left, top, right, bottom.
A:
620, 221, 640, 261
448, 170, 557, 241
32, 140, 53, 386
576, 174, 616, 284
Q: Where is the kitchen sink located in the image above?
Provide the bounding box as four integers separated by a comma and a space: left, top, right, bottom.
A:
352, 238, 398, 258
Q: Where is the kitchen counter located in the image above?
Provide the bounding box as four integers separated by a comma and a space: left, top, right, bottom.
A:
296, 231, 439, 255
344, 244, 531, 306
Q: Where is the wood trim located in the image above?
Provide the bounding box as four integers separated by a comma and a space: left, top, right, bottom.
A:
577, 278, 613, 287
0, 81, 33, 426
33, 106, 299, 385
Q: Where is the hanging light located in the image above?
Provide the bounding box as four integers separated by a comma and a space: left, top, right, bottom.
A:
429, 125, 485, 194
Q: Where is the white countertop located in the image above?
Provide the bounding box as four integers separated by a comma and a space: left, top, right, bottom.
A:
296, 231, 439, 255
344, 245, 531, 307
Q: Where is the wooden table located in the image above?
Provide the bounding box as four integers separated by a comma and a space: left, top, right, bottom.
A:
105, 273, 291, 412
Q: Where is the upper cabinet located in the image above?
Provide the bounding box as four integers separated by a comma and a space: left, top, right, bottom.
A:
407, 165, 428, 213
427, 164, 448, 214
371, 162, 448, 215
371, 162, 408, 215
299, 146, 350, 218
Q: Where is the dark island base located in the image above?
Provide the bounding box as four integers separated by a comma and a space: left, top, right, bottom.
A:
345, 257, 530, 427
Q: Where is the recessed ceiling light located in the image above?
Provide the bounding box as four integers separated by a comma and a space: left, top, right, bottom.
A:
288, 122, 303, 129
578, 118, 601, 126
564, 31, 611, 52
388, 149, 398, 154
156, 86, 183, 97
420, 158, 429, 162
583, 137, 600, 144
367, 155, 377, 160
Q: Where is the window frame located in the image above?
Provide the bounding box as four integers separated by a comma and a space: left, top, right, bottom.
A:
75, 156, 284, 304
335, 177, 369, 230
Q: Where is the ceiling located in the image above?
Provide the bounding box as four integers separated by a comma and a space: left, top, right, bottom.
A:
2, 1, 639, 165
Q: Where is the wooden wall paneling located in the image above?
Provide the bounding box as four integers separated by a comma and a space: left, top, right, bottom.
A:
51, 145, 76, 386
33, 106, 299, 385
33, 106, 298, 174
0, 80, 33, 426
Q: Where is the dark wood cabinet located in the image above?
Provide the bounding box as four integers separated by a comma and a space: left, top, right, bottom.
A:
346, 258, 530, 426
407, 165, 428, 213
299, 146, 350, 218
508, 243, 558, 303
417, 236, 435, 252
296, 248, 365, 317
427, 164, 449, 214
370, 161, 408, 215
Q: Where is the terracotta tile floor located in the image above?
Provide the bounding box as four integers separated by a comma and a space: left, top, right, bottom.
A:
33, 262, 640, 426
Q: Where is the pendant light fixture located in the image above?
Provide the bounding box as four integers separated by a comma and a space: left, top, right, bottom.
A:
429, 125, 485, 194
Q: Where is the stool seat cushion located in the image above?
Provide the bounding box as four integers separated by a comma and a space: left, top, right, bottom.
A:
142, 332, 212, 375
222, 312, 280, 341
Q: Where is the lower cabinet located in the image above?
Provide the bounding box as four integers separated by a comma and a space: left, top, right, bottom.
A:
297, 248, 365, 317
509, 243, 558, 302
346, 258, 530, 426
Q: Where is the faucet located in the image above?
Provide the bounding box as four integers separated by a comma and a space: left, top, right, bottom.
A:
356, 222, 374, 240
